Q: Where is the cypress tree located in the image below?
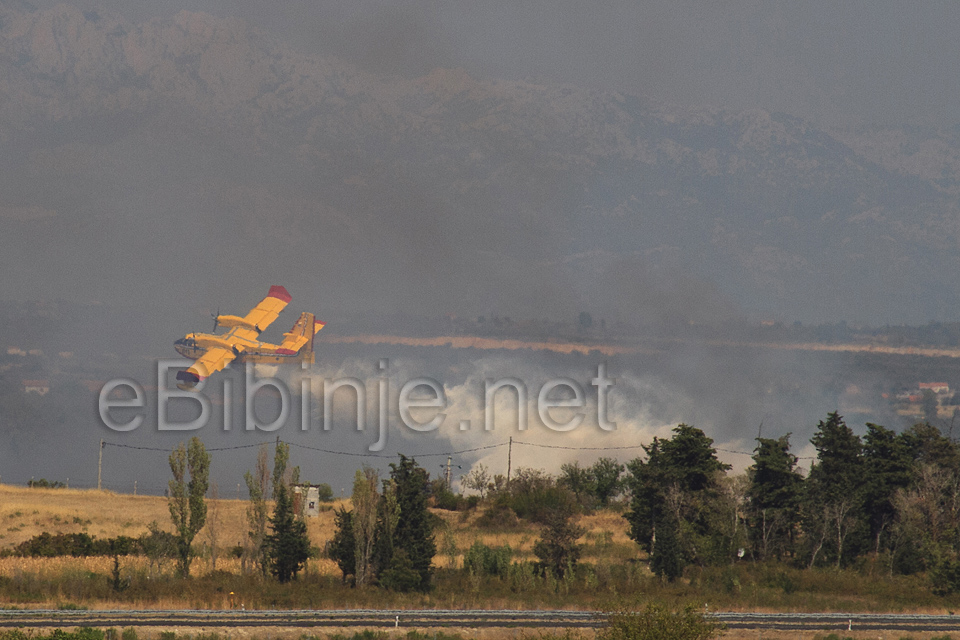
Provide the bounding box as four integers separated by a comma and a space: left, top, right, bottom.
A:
266, 482, 310, 583
389, 455, 436, 591
329, 506, 356, 584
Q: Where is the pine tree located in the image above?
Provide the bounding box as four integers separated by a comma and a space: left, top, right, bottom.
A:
746, 435, 803, 560
624, 424, 730, 568
861, 423, 914, 553
803, 412, 864, 568
265, 482, 310, 583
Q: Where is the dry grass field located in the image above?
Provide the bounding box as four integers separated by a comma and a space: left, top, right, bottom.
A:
0, 484, 636, 576
2, 482, 958, 628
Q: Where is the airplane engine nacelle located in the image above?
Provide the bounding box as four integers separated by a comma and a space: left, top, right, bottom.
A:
215, 315, 260, 332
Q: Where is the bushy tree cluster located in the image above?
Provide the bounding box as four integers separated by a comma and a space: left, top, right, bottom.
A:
487, 468, 577, 524
558, 457, 625, 507
621, 415, 960, 589
329, 455, 437, 592
623, 424, 732, 580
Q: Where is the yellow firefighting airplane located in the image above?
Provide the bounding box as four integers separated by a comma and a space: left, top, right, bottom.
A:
174, 285, 324, 391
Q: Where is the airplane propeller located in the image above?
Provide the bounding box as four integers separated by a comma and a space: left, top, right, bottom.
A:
211, 306, 220, 332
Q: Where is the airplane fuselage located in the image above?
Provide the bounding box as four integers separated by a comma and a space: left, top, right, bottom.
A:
174, 323, 317, 374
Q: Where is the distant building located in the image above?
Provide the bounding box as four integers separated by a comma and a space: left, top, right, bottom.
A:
919, 382, 951, 395
293, 485, 321, 517
23, 380, 50, 395
6, 347, 25, 356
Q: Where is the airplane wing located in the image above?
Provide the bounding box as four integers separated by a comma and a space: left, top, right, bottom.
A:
176, 347, 236, 389
239, 285, 292, 338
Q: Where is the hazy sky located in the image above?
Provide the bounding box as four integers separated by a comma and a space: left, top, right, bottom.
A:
8, 0, 960, 324
30, 0, 960, 129
4, 0, 960, 491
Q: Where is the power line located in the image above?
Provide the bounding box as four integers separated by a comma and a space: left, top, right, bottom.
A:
103, 438, 780, 458
103, 441, 273, 452
103, 439, 508, 458
286, 441, 507, 459
511, 440, 649, 452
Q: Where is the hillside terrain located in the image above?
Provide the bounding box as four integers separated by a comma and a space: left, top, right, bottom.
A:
3, 3, 960, 324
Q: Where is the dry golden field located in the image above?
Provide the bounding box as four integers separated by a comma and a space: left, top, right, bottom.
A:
3, 481, 952, 634
0, 484, 636, 576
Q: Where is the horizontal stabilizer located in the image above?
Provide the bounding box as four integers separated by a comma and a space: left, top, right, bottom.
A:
277, 312, 321, 355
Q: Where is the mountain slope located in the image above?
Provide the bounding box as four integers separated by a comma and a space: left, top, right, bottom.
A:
2, 3, 959, 324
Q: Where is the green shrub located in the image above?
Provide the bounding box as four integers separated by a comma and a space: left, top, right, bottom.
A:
892, 539, 925, 576
933, 557, 960, 596
463, 541, 512, 577
521, 631, 583, 640
504, 469, 577, 523
379, 550, 421, 592
403, 632, 471, 640
27, 479, 66, 489
508, 561, 538, 592
431, 480, 480, 512
599, 603, 720, 640
316, 483, 334, 502
16, 533, 143, 558
328, 632, 387, 640
475, 502, 521, 530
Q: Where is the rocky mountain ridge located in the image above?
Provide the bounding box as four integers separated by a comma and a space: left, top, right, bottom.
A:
2, 3, 960, 324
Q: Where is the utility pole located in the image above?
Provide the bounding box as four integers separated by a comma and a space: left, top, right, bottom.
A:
506, 436, 513, 486
444, 456, 452, 488
134, 480, 137, 496
97, 439, 104, 491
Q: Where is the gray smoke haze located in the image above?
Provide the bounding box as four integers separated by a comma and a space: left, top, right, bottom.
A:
26, 0, 960, 129
2, 1, 959, 491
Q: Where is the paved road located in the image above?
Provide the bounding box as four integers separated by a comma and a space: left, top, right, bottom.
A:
4, 609, 960, 632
